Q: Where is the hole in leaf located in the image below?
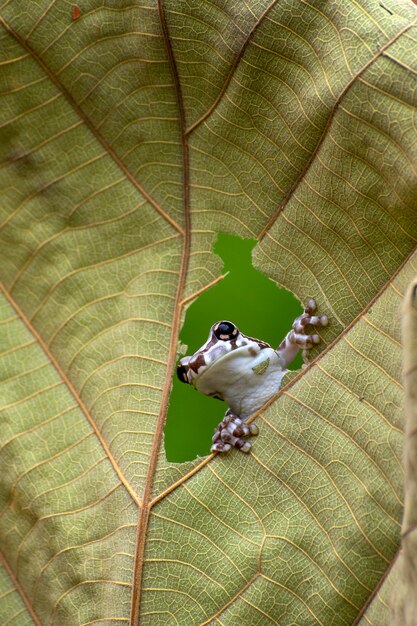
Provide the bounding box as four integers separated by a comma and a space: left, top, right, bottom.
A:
164, 233, 302, 462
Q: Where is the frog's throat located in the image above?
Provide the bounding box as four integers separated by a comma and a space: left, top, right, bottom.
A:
191, 345, 263, 388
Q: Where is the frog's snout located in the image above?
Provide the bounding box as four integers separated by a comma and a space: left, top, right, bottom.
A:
176, 357, 190, 384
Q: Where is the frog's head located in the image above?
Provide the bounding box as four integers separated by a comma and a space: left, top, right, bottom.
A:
177, 321, 269, 393
177, 321, 238, 386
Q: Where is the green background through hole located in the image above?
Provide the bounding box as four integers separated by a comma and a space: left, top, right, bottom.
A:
165, 233, 303, 461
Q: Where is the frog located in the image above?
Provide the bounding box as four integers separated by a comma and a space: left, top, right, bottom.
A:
177, 299, 328, 454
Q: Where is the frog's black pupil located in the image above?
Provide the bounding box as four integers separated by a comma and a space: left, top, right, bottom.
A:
219, 323, 232, 333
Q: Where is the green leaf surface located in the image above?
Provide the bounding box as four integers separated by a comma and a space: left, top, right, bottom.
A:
0, 1, 416, 624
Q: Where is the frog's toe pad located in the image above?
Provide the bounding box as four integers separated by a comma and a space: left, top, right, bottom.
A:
320, 315, 328, 326
236, 440, 252, 453
211, 442, 232, 453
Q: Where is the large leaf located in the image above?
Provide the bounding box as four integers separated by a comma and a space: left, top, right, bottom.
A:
0, 1, 416, 624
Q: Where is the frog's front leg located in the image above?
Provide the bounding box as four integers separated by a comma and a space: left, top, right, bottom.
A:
277, 299, 328, 366
211, 409, 259, 453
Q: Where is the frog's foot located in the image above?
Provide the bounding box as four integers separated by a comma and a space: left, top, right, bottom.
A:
293, 299, 328, 332
278, 299, 328, 366
211, 411, 259, 454
292, 299, 328, 363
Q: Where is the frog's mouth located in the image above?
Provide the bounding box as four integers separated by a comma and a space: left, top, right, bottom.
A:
185, 342, 232, 385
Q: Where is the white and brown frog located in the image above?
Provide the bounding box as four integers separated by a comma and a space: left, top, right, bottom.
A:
177, 299, 328, 454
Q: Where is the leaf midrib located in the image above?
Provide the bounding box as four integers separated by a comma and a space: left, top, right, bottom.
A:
130, 1, 191, 622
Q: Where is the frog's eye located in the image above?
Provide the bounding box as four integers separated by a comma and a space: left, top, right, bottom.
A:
177, 362, 190, 384
213, 321, 238, 341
